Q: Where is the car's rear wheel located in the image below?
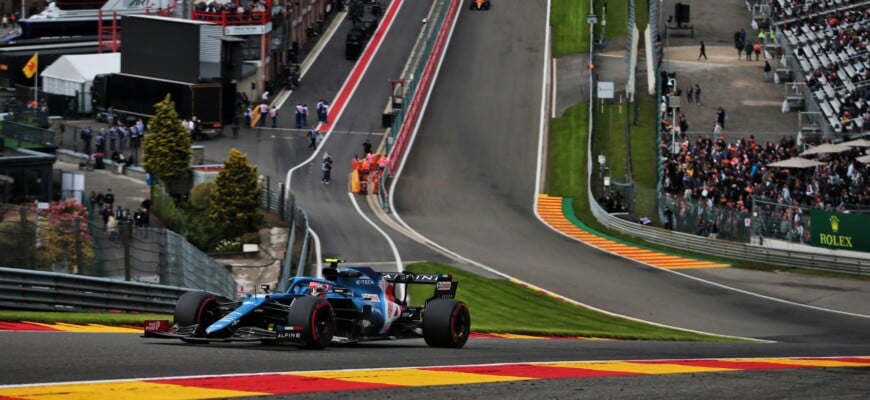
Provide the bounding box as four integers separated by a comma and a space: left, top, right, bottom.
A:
174, 291, 221, 341
287, 296, 335, 349
423, 299, 470, 348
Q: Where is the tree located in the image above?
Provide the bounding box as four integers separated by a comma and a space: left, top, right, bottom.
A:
142, 94, 192, 185
186, 181, 221, 251
210, 148, 262, 239
36, 199, 95, 274
0, 201, 96, 272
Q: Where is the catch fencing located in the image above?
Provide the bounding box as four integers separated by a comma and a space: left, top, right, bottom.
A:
0, 202, 237, 300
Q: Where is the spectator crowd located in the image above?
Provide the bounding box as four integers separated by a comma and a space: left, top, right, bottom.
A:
653, 1, 870, 243
659, 127, 869, 241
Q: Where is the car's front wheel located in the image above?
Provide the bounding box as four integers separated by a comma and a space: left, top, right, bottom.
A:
287, 296, 335, 349
174, 291, 221, 341
423, 299, 470, 348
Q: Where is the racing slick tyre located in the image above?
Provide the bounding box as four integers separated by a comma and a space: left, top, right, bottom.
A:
423, 299, 471, 348
174, 291, 222, 341
287, 296, 335, 349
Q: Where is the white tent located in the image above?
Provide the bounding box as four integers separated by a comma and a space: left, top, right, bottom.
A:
767, 157, 825, 169
41, 53, 121, 114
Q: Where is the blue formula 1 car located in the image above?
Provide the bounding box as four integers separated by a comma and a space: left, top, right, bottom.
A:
144, 262, 470, 349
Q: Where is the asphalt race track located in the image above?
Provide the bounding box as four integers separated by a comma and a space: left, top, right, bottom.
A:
2, 0, 869, 398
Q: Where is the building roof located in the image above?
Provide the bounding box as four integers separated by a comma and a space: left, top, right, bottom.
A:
41, 53, 121, 84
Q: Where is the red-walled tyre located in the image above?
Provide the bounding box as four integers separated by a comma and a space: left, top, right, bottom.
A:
423, 299, 471, 348
174, 291, 221, 340
287, 296, 335, 349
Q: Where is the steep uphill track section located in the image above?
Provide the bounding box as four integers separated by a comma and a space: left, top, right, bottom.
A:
286, 0, 448, 265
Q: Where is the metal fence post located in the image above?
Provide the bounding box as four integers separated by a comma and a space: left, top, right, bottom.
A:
123, 221, 132, 281
279, 183, 286, 221
19, 207, 32, 269
158, 230, 169, 285
266, 175, 271, 213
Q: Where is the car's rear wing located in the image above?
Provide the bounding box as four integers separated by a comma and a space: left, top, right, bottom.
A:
381, 272, 448, 283
382, 272, 458, 299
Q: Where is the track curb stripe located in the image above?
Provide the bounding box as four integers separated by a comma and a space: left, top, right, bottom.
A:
1, 325, 608, 340
537, 194, 729, 269
1, 357, 868, 399
0, 322, 142, 333
0, 322, 61, 331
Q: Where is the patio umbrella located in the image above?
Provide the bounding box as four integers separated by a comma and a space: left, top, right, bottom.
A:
766, 157, 825, 168
856, 154, 870, 164
800, 143, 852, 155
842, 138, 870, 147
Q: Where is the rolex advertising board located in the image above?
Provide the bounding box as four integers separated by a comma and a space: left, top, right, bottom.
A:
810, 210, 870, 252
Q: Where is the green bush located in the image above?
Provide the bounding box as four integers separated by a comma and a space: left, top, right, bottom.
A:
186, 211, 221, 251
151, 184, 188, 236
238, 231, 261, 245
151, 168, 264, 253
214, 239, 242, 252
190, 181, 216, 211
183, 181, 223, 250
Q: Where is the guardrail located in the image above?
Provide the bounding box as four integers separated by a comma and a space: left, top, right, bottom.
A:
385, 0, 458, 173
0, 267, 218, 313
278, 205, 312, 292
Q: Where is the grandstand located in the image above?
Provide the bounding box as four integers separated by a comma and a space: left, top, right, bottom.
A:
766, 0, 870, 138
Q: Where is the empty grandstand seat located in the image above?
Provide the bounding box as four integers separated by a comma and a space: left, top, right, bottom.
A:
823, 84, 836, 99
831, 98, 841, 114
844, 63, 855, 76
844, 79, 856, 93
820, 101, 834, 118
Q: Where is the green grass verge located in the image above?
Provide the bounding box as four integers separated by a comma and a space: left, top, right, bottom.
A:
406, 262, 737, 341
551, 0, 645, 58
591, 100, 658, 219
547, 102, 588, 197
629, 101, 659, 219
0, 311, 170, 326
551, 0, 590, 57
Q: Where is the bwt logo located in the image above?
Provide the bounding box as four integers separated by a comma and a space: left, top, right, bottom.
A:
128, 0, 149, 8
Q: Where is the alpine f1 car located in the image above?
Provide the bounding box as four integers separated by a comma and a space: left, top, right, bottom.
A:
469, 0, 490, 10
144, 262, 471, 349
